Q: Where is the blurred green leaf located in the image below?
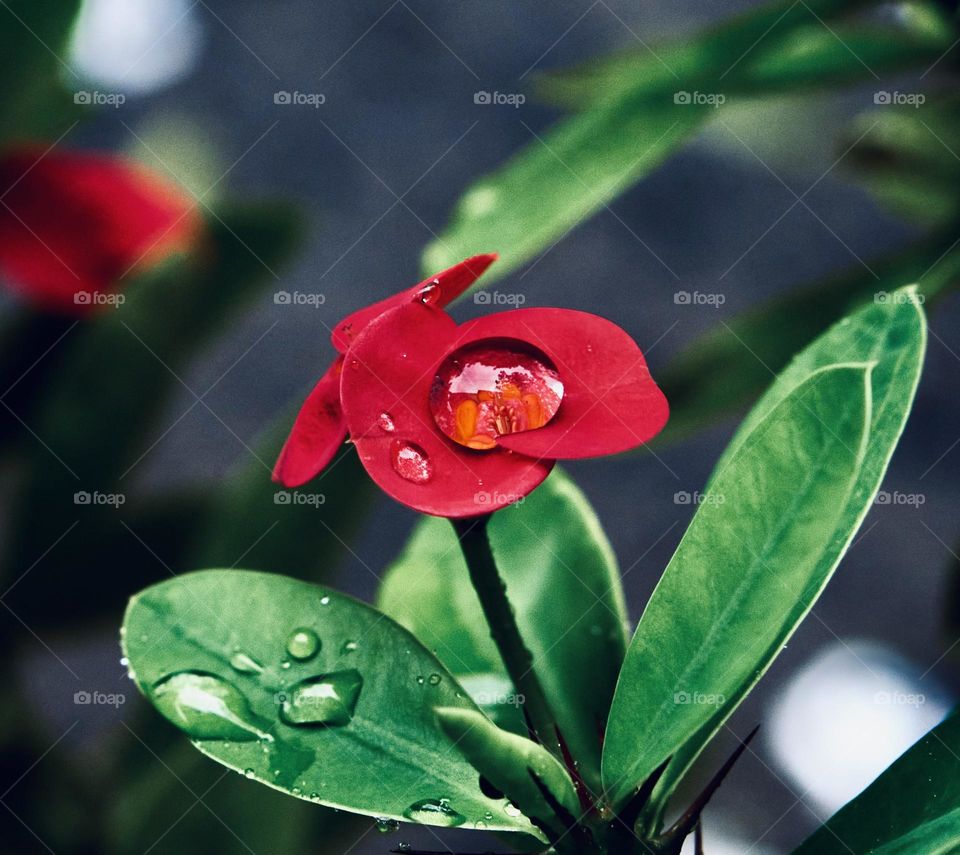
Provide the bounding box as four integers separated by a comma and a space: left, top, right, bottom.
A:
0, 0, 81, 141
602, 363, 872, 813
659, 238, 957, 442
378, 467, 627, 792
793, 710, 960, 854
2, 202, 303, 627
123, 569, 539, 835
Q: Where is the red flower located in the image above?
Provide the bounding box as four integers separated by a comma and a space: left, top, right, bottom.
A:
0, 145, 200, 313
274, 255, 669, 517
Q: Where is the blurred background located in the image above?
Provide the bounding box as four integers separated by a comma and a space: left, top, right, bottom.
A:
1, 1, 959, 853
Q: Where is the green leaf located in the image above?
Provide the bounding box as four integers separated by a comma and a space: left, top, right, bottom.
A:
422, 98, 706, 283
659, 244, 955, 443
377, 467, 627, 791
602, 363, 874, 814
122, 569, 537, 835
793, 711, 960, 854
435, 707, 579, 834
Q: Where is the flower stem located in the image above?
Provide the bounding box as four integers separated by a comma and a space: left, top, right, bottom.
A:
452, 515, 560, 757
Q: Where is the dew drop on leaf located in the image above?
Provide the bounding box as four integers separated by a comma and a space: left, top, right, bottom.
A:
375, 817, 399, 833
286, 628, 321, 661
340, 640, 358, 654
403, 798, 466, 827
390, 440, 433, 483
151, 671, 270, 742
428, 673, 441, 686
229, 651, 264, 674
278, 670, 363, 727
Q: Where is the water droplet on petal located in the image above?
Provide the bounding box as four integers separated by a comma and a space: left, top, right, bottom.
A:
151, 671, 270, 742
377, 412, 396, 433
279, 670, 363, 727
430, 339, 563, 450
286, 628, 321, 661
415, 280, 441, 305
230, 652, 264, 674
404, 798, 466, 827
504, 801, 522, 818
390, 440, 433, 483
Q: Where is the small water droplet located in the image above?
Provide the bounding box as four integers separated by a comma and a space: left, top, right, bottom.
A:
244, 768, 255, 779
286, 628, 321, 661
279, 670, 363, 727
280, 660, 292, 670
390, 440, 433, 483
375, 817, 400, 834
403, 799, 466, 827
416, 675, 426, 686
429, 339, 564, 450
320, 596, 331, 606
428, 673, 441, 686
415, 281, 441, 306
341, 640, 359, 654
230, 652, 264, 674
504, 802, 522, 818
377, 412, 396, 433
151, 671, 270, 742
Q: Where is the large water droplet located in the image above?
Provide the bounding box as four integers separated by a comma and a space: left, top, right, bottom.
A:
403, 798, 466, 827
429, 339, 563, 450
151, 671, 269, 742
230, 652, 264, 674
390, 440, 433, 483
279, 670, 363, 727
286, 628, 320, 661
377, 412, 396, 433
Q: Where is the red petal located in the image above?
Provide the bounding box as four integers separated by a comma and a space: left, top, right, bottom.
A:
273, 357, 348, 487
453, 309, 669, 459
330, 253, 497, 352
339, 302, 552, 517
0, 145, 201, 313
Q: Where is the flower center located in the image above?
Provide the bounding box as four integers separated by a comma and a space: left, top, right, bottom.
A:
429, 339, 563, 450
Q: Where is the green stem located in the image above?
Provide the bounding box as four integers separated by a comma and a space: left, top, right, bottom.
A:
452, 515, 560, 757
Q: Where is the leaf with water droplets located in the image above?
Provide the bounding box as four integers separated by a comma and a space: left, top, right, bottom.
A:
122, 570, 539, 834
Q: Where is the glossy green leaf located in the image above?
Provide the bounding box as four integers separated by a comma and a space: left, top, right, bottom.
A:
602, 363, 873, 814
659, 244, 954, 443
378, 467, 627, 791
435, 707, 579, 834
793, 710, 960, 854
122, 570, 537, 835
